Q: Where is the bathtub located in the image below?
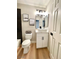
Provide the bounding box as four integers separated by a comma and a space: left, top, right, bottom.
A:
17, 39, 21, 49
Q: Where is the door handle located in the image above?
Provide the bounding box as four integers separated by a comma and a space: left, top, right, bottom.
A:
50, 32, 53, 36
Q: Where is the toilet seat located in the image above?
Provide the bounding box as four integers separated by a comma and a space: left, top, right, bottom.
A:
22, 40, 31, 48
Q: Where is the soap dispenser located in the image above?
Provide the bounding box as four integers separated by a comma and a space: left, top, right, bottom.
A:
39, 26, 41, 29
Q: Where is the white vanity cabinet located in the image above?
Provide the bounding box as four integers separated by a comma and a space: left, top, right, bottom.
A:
36, 33, 48, 48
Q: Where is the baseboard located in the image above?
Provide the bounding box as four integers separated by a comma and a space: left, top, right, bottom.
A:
31, 41, 36, 43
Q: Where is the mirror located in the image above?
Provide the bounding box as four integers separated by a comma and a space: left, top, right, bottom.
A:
35, 15, 49, 29
43, 15, 49, 28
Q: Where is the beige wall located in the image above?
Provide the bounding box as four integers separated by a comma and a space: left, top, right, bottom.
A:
17, 3, 46, 41
46, 0, 54, 51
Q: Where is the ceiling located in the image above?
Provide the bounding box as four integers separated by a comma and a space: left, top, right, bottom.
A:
17, 0, 50, 8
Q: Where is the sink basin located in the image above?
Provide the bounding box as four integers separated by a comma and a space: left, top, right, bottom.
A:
38, 29, 47, 32
35, 28, 48, 33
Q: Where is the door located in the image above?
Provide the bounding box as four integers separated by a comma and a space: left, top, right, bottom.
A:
50, 0, 61, 59
36, 36, 42, 48
42, 35, 48, 47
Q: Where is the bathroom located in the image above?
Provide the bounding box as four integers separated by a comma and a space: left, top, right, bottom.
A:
17, 0, 61, 59
1, 0, 79, 59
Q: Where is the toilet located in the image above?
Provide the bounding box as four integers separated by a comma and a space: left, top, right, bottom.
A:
22, 31, 32, 54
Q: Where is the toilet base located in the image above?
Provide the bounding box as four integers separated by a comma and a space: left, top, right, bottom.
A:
23, 46, 30, 54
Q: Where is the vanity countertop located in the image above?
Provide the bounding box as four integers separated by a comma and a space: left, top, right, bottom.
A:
35, 29, 49, 33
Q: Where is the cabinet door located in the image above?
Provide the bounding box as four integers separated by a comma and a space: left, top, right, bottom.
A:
42, 36, 48, 47
36, 36, 42, 48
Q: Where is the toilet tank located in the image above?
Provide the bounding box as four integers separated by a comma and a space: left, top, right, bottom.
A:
25, 33, 32, 39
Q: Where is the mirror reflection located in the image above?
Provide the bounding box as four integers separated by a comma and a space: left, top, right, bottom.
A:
35, 14, 49, 29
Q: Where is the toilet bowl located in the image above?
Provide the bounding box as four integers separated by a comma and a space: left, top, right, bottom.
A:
22, 40, 31, 54
22, 31, 32, 54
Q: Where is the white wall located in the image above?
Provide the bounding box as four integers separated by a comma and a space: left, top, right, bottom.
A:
17, 3, 46, 42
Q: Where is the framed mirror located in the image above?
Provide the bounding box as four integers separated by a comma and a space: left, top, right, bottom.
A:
35, 14, 49, 29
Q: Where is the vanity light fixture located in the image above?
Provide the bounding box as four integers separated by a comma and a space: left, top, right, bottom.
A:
35, 10, 48, 16
35, 10, 39, 15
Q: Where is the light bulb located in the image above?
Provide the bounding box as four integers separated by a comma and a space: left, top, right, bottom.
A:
35, 11, 39, 15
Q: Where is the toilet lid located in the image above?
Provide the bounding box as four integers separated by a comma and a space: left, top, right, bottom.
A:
22, 40, 30, 45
